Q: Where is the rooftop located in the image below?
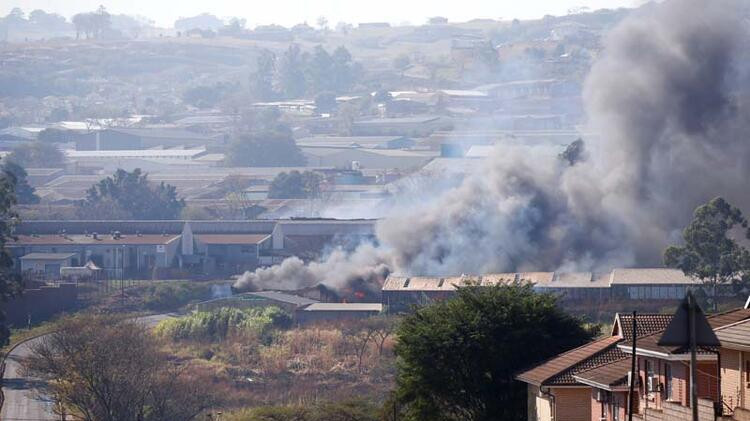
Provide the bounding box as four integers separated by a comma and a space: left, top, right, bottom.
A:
715, 318, 750, 350
13, 234, 181, 246
20, 252, 77, 260
573, 358, 632, 391
195, 234, 271, 245
245, 291, 318, 306
65, 149, 207, 159
302, 303, 383, 312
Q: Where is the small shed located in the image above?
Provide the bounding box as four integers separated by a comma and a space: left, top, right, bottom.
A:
20, 253, 77, 278
295, 303, 382, 324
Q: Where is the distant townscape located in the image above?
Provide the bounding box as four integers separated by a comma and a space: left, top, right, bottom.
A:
2, 2, 750, 421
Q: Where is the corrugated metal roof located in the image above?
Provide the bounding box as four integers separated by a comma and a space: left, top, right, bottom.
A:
573, 358, 632, 390
715, 319, 750, 348
13, 234, 180, 246
610, 268, 698, 285
245, 291, 318, 306
302, 303, 382, 312
20, 252, 76, 260
195, 234, 271, 245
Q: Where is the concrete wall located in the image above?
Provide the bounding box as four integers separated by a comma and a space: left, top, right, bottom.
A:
5, 283, 77, 326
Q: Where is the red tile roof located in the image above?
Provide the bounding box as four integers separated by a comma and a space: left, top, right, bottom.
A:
615, 313, 674, 341
516, 336, 621, 386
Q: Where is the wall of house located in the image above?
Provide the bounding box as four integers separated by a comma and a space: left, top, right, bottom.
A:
589, 390, 626, 421
642, 398, 715, 421
553, 387, 591, 421
722, 348, 743, 411
527, 385, 553, 421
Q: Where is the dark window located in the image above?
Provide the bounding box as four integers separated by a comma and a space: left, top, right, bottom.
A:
665, 364, 673, 400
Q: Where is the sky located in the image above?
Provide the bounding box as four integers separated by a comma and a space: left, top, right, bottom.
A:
5, 0, 642, 27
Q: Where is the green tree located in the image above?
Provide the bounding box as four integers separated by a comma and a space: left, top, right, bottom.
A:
0, 167, 20, 346
278, 44, 307, 99
77, 168, 185, 220
7, 142, 64, 168
250, 49, 277, 101
4, 160, 39, 204
314, 91, 338, 114
331, 46, 356, 92
664, 197, 750, 309
306, 46, 334, 94
394, 283, 595, 421
268, 170, 322, 199
226, 128, 305, 167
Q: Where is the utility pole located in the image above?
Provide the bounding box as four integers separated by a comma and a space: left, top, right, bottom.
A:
689, 293, 698, 421
628, 311, 637, 421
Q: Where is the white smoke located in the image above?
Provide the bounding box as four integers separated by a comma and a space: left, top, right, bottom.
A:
235, 0, 750, 292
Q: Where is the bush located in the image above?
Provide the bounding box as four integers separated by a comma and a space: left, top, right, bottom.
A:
155, 306, 291, 342
142, 282, 212, 311
226, 400, 379, 421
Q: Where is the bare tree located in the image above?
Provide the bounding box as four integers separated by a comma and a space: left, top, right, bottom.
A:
23, 314, 215, 421
342, 322, 376, 373
365, 316, 397, 357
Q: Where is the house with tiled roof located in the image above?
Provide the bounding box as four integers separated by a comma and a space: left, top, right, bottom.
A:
516, 313, 677, 421
518, 304, 750, 421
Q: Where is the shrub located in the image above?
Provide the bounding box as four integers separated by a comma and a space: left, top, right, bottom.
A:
141, 282, 212, 311
155, 306, 291, 342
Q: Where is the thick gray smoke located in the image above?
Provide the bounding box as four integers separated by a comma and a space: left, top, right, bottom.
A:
235, 0, 750, 292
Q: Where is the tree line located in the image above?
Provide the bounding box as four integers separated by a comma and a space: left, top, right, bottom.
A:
250, 44, 361, 101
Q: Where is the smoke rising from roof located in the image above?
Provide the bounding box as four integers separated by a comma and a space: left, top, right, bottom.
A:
235, 0, 750, 292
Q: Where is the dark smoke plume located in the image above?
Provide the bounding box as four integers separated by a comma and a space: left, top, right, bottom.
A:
235, 0, 750, 292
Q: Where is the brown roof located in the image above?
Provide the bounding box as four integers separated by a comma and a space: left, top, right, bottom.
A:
715, 318, 750, 349
573, 358, 632, 390
622, 308, 750, 355
615, 313, 674, 341
195, 234, 271, 245
13, 234, 180, 246
547, 346, 629, 385
516, 336, 621, 386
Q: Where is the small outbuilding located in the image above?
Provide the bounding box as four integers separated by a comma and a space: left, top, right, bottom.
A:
20, 253, 77, 278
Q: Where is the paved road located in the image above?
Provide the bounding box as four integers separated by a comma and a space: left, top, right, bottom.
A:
0, 314, 174, 421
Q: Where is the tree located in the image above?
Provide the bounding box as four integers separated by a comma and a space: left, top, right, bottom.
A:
278, 44, 307, 99
226, 126, 306, 168
306, 46, 334, 94
7, 142, 64, 168
24, 314, 215, 421
559, 138, 586, 166
77, 168, 185, 220
664, 197, 750, 309
250, 49, 278, 101
4, 160, 39, 204
316, 16, 329, 31
268, 171, 321, 199
314, 91, 338, 114
0, 167, 20, 346
394, 283, 595, 421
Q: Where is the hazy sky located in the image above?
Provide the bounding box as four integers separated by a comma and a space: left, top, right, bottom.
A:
6, 1, 641, 27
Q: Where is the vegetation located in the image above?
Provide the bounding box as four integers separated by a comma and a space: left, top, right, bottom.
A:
155, 307, 292, 342
225, 400, 380, 421
140, 282, 213, 311
24, 314, 215, 421
7, 141, 65, 168
268, 170, 322, 199
250, 44, 360, 101
226, 115, 306, 167
72, 6, 111, 39
664, 197, 750, 309
393, 283, 595, 421
76, 168, 185, 220
4, 160, 39, 204
0, 167, 20, 346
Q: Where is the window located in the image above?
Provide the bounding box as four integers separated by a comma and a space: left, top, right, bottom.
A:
613, 397, 620, 421
646, 360, 655, 394
745, 360, 750, 383
665, 363, 673, 400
